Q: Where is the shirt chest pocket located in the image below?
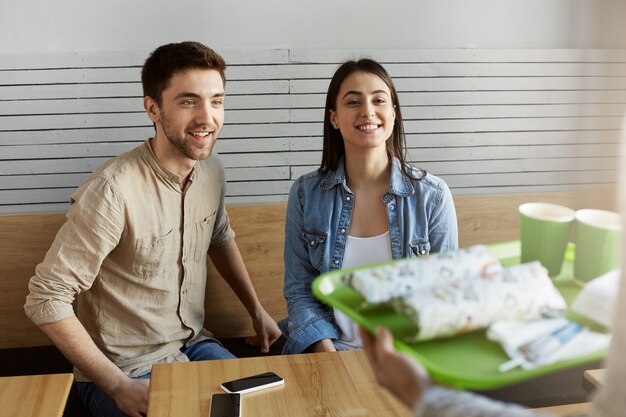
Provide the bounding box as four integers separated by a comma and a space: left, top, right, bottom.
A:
194, 212, 216, 262
133, 229, 176, 279
303, 230, 327, 270
409, 239, 431, 257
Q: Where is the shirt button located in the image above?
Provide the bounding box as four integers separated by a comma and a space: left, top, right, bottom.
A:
334, 260, 339, 265
340, 228, 346, 234
346, 196, 351, 201
310, 240, 316, 247
420, 249, 426, 255
389, 205, 395, 211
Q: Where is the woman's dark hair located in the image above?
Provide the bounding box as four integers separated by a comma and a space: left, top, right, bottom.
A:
141, 41, 226, 106
319, 58, 421, 179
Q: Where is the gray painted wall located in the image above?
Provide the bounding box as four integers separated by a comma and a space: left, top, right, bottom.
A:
2, 0, 625, 53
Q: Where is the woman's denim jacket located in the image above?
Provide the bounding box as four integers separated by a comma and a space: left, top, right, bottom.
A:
280, 158, 459, 354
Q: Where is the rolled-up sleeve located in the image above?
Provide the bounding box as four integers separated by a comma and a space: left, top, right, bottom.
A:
24, 177, 124, 325
414, 386, 550, 417
208, 159, 235, 248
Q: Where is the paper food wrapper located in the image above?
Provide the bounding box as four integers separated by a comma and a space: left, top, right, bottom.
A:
344, 245, 502, 304
345, 245, 567, 341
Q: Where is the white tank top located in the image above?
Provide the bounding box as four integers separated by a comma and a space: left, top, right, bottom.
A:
334, 230, 392, 349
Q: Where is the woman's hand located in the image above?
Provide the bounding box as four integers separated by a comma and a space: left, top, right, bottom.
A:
360, 327, 432, 408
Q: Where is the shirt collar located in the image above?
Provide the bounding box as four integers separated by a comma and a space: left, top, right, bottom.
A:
320, 157, 415, 196
140, 139, 191, 189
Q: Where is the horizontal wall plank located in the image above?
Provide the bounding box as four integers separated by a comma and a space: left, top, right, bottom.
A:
6, 48, 622, 70
0, 152, 293, 175
290, 155, 619, 178
0, 49, 290, 70
227, 180, 292, 196
0, 173, 89, 190
282, 89, 626, 109
443, 170, 618, 188
290, 76, 626, 94
0, 109, 289, 130
291, 104, 626, 123
0, 127, 154, 144
0, 166, 290, 190
12, 99, 626, 120
290, 130, 621, 151
0, 123, 288, 143
0, 126, 619, 148
0, 80, 289, 100
1, 112, 621, 134
289, 48, 626, 64
282, 117, 623, 138
285, 143, 620, 166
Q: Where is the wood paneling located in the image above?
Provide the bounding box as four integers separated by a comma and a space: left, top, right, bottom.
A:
1, 48, 625, 214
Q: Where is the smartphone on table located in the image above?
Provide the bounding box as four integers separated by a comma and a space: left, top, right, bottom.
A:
220, 371, 284, 394
209, 393, 241, 417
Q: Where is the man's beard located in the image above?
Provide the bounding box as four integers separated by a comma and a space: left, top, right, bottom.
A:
160, 112, 218, 161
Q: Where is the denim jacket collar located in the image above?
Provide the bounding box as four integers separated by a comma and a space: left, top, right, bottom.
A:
319, 157, 415, 197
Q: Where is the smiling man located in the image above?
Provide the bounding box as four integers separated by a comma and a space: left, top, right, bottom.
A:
24, 42, 281, 417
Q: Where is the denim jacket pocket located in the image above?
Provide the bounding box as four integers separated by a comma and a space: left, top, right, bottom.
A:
194, 212, 216, 262
409, 239, 431, 257
133, 229, 175, 278
303, 230, 327, 270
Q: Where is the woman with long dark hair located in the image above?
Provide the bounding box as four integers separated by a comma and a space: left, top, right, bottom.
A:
280, 58, 458, 354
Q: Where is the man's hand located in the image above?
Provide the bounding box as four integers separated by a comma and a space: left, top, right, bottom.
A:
359, 326, 432, 409
245, 308, 282, 353
110, 377, 150, 417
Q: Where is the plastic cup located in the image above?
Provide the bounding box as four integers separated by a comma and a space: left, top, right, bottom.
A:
574, 209, 622, 283
519, 203, 575, 277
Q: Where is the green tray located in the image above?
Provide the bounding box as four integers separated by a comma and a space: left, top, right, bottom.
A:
312, 241, 608, 390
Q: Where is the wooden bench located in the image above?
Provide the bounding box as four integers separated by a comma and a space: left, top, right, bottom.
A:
0, 188, 616, 414
0, 188, 616, 349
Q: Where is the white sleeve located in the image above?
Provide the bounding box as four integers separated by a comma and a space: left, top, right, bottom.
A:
414, 386, 553, 417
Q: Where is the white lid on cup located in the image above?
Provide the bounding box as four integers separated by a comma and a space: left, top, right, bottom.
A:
575, 209, 622, 231
519, 202, 575, 222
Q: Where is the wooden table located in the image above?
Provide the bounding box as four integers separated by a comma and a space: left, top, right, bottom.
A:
0, 373, 73, 417
533, 402, 591, 416
147, 350, 411, 417
583, 368, 606, 392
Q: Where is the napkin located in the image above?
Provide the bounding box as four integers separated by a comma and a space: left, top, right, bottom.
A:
488, 318, 611, 371
571, 269, 620, 329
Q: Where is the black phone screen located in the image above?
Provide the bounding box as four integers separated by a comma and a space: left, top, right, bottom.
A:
209, 393, 240, 417
221, 371, 283, 393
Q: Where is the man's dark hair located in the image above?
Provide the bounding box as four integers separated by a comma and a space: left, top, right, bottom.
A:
141, 41, 226, 105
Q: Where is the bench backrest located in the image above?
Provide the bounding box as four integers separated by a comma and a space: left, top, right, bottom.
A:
0, 189, 615, 348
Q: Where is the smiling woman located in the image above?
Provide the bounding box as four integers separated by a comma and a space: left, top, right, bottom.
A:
279, 59, 459, 355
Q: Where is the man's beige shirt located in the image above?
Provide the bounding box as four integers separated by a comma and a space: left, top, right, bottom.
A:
24, 140, 235, 380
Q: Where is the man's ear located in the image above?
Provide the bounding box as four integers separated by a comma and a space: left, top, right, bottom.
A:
144, 96, 160, 124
